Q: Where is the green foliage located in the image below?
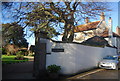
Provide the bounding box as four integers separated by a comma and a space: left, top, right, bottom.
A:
2, 2, 112, 43
15, 51, 24, 60
25, 5, 60, 38
19, 49, 28, 56
2, 48, 6, 54
2, 23, 28, 48
6, 52, 11, 56
47, 64, 61, 73
16, 51, 23, 55
15, 54, 24, 60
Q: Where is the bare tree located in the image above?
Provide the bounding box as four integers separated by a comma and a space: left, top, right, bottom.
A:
37, 2, 111, 42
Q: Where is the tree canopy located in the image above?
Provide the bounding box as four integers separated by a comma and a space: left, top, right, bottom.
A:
2, 22, 28, 48
24, 5, 60, 38
2, 2, 111, 42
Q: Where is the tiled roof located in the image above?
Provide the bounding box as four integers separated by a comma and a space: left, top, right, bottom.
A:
74, 21, 120, 38
74, 21, 100, 32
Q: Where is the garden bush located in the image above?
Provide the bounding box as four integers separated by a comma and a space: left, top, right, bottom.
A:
47, 64, 61, 73
2, 48, 6, 54
19, 49, 28, 56
47, 64, 61, 79
15, 51, 24, 60
6, 52, 11, 56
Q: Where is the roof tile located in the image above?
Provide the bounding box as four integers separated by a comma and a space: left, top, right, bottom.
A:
74, 21, 100, 32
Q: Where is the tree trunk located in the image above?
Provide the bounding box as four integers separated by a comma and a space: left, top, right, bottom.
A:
62, 21, 69, 42
68, 25, 75, 42
62, 16, 75, 42
68, 15, 75, 42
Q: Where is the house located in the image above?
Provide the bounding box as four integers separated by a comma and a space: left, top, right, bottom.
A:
72, 12, 106, 42
58, 12, 120, 54
43, 13, 120, 75
73, 12, 120, 54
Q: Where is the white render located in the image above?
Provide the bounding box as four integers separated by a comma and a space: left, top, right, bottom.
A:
105, 37, 117, 47
46, 39, 117, 75
116, 37, 120, 54
105, 37, 120, 54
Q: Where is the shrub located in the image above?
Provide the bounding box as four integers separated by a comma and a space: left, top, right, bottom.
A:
2, 48, 7, 54
15, 51, 24, 60
16, 51, 23, 55
24, 51, 29, 56
7, 52, 11, 56
19, 49, 28, 56
47, 64, 61, 73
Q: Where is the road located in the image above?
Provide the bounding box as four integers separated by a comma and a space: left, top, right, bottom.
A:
78, 69, 119, 79
71, 63, 120, 79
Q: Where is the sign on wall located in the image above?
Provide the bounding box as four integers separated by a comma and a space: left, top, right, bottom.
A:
52, 48, 64, 52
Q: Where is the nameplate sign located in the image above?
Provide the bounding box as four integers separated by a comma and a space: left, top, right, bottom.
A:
52, 48, 64, 52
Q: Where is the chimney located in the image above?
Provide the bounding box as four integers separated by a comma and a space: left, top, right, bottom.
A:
108, 17, 113, 34
116, 26, 120, 35
108, 17, 112, 29
108, 17, 113, 46
100, 12, 105, 20
85, 17, 89, 24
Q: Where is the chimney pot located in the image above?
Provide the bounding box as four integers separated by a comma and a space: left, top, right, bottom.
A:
109, 17, 111, 19
85, 17, 89, 23
100, 12, 105, 20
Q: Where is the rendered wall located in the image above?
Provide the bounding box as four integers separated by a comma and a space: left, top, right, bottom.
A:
46, 40, 117, 75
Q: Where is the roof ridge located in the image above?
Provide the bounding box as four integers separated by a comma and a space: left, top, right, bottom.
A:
77, 21, 100, 26
74, 21, 101, 32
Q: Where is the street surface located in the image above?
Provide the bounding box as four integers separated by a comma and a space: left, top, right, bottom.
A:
78, 69, 118, 79
72, 62, 120, 79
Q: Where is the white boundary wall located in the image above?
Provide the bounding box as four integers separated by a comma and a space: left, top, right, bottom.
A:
45, 39, 117, 75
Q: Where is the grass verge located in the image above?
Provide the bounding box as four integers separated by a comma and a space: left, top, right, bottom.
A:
2, 55, 28, 64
